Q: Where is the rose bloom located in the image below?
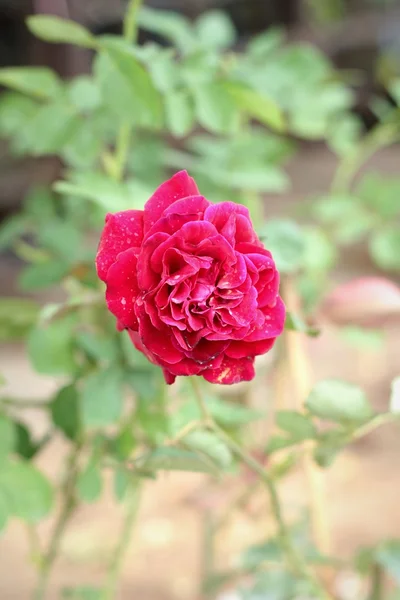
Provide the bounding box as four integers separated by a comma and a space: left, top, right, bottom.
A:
96, 171, 285, 385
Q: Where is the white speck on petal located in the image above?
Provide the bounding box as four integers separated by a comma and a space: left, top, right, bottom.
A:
121, 298, 126, 305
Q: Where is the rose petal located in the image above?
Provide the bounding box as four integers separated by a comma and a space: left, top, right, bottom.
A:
163, 195, 210, 218
218, 253, 247, 289
202, 356, 255, 384
225, 337, 275, 359
96, 210, 143, 281
245, 297, 286, 341
143, 170, 199, 234
137, 232, 169, 289
136, 303, 183, 364
105, 248, 140, 330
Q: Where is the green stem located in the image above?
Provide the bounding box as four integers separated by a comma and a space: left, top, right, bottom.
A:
123, 0, 143, 44
189, 378, 333, 600
368, 563, 384, 600
350, 412, 400, 443
110, 0, 143, 182
331, 123, 400, 194
102, 483, 141, 600
33, 442, 82, 600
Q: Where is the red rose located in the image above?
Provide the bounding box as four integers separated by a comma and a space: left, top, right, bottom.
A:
96, 171, 285, 385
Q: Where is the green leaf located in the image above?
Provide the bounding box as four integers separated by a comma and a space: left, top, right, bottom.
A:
0, 92, 38, 138
241, 539, 283, 569
266, 435, 297, 453
376, 540, 400, 584
0, 460, 53, 523
302, 227, 337, 273
370, 227, 400, 271
170, 396, 262, 435
62, 586, 102, 600
192, 82, 239, 134
208, 397, 262, 428
164, 90, 194, 138
182, 431, 232, 470
81, 367, 124, 428
77, 461, 102, 503
137, 6, 194, 55
26, 16, 97, 48
51, 385, 81, 441
258, 219, 305, 274
113, 467, 131, 502
111, 426, 136, 460
0, 214, 27, 250
137, 447, 219, 475
285, 312, 320, 337
54, 172, 139, 212
38, 219, 82, 262
198, 163, 288, 193
16, 100, 80, 156
276, 411, 317, 441
97, 38, 163, 127
0, 492, 9, 531
14, 422, 38, 459
195, 10, 236, 50
0, 415, 16, 463
140, 46, 179, 93
306, 379, 373, 423
248, 28, 284, 58
313, 442, 341, 468
75, 332, 119, 364
19, 261, 69, 291
28, 317, 77, 376
224, 82, 285, 132
0, 297, 39, 341
68, 76, 102, 111
0, 67, 62, 99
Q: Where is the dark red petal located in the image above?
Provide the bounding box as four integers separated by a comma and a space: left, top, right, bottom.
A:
257, 271, 280, 308
245, 297, 286, 341
202, 356, 255, 385
105, 248, 140, 330
137, 232, 169, 289
163, 195, 210, 218
143, 170, 199, 234
96, 210, 143, 281
163, 369, 176, 384
218, 252, 247, 289
136, 302, 183, 364
225, 337, 275, 359
128, 330, 159, 365
235, 214, 261, 246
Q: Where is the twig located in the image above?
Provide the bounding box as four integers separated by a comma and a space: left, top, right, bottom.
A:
102, 482, 141, 600
331, 123, 400, 194
110, 0, 144, 182
282, 279, 332, 560
33, 442, 82, 600
189, 379, 334, 600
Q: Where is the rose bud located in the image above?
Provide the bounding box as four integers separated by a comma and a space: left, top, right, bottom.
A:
321, 276, 400, 327
96, 171, 285, 385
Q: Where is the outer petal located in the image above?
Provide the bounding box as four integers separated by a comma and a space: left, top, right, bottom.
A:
136, 303, 183, 365
202, 356, 255, 385
245, 297, 286, 341
143, 170, 199, 234
96, 210, 143, 282
225, 337, 275, 359
105, 248, 140, 330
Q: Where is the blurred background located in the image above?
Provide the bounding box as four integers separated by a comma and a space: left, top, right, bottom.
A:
2, 0, 400, 218
0, 1, 400, 599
